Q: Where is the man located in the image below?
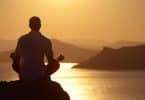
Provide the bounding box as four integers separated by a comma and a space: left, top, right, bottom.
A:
11, 16, 57, 80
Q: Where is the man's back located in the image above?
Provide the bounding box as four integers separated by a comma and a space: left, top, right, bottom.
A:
16, 31, 53, 80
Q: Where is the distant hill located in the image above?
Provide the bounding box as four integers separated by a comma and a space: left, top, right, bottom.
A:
51, 39, 97, 62
0, 51, 12, 62
74, 40, 144, 50
0, 39, 96, 62
75, 44, 145, 70
0, 40, 16, 51
110, 41, 144, 49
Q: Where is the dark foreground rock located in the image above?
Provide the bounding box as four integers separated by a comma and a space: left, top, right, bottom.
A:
0, 80, 70, 100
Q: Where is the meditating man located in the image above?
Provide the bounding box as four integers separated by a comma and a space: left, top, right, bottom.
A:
11, 16, 62, 80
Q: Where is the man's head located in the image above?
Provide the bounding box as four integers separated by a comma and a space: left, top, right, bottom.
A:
29, 16, 41, 31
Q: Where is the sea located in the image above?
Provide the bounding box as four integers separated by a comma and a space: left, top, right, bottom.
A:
0, 62, 145, 100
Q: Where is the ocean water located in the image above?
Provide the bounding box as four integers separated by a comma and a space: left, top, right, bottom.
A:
0, 62, 145, 100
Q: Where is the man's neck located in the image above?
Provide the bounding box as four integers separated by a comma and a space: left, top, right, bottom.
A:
31, 30, 40, 32
30, 30, 41, 34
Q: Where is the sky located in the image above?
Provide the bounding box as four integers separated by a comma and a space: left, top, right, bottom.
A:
0, 0, 145, 47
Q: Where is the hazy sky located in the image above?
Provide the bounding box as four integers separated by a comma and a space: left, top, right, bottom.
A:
0, 0, 145, 46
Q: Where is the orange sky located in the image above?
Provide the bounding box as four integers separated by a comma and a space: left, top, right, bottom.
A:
0, 0, 145, 45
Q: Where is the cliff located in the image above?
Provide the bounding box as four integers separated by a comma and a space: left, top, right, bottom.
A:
0, 80, 70, 100
75, 44, 145, 70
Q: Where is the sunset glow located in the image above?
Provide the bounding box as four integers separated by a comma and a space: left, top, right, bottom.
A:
0, 1, 145, 100
46, 0, 76, 5
1, 0, 145, 46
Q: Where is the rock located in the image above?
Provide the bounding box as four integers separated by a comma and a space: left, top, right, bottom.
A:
0, 80, 70, 100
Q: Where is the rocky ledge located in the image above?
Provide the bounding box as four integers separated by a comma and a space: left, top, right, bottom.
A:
0, 80, 70, 100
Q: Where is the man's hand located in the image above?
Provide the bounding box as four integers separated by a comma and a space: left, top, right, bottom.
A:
45, 55, 64, 77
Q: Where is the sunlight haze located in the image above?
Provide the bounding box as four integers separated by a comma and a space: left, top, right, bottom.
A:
0, 1, 145, 100
0, 0, 145, 47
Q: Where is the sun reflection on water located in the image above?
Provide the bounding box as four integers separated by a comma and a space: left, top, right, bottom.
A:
1, 63, 145, 100
59, 62, 78, 70
52, 63, 99, 100
52, 62, 97, 100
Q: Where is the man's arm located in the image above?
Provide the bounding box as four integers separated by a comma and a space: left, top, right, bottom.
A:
45, 40, 61, 76
10, 38, 21, 73
14, 39, 21, 57
45, 40, 54, 64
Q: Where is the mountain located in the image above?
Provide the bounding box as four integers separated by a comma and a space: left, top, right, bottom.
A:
110, 41, 144, 49
0, 51, 11, 62
75, 44, 145, 70
51, 39, 97, 62
73, 40, 144, 50
0, 39, 96, 62
0, 40, 16, 51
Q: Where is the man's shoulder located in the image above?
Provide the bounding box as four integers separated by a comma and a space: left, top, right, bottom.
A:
40, 34, 52, 43
17, 32, 52, 44
18, 33, 29, 41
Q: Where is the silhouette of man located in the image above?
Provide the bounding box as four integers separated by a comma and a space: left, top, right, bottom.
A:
12, 16, 56, 80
